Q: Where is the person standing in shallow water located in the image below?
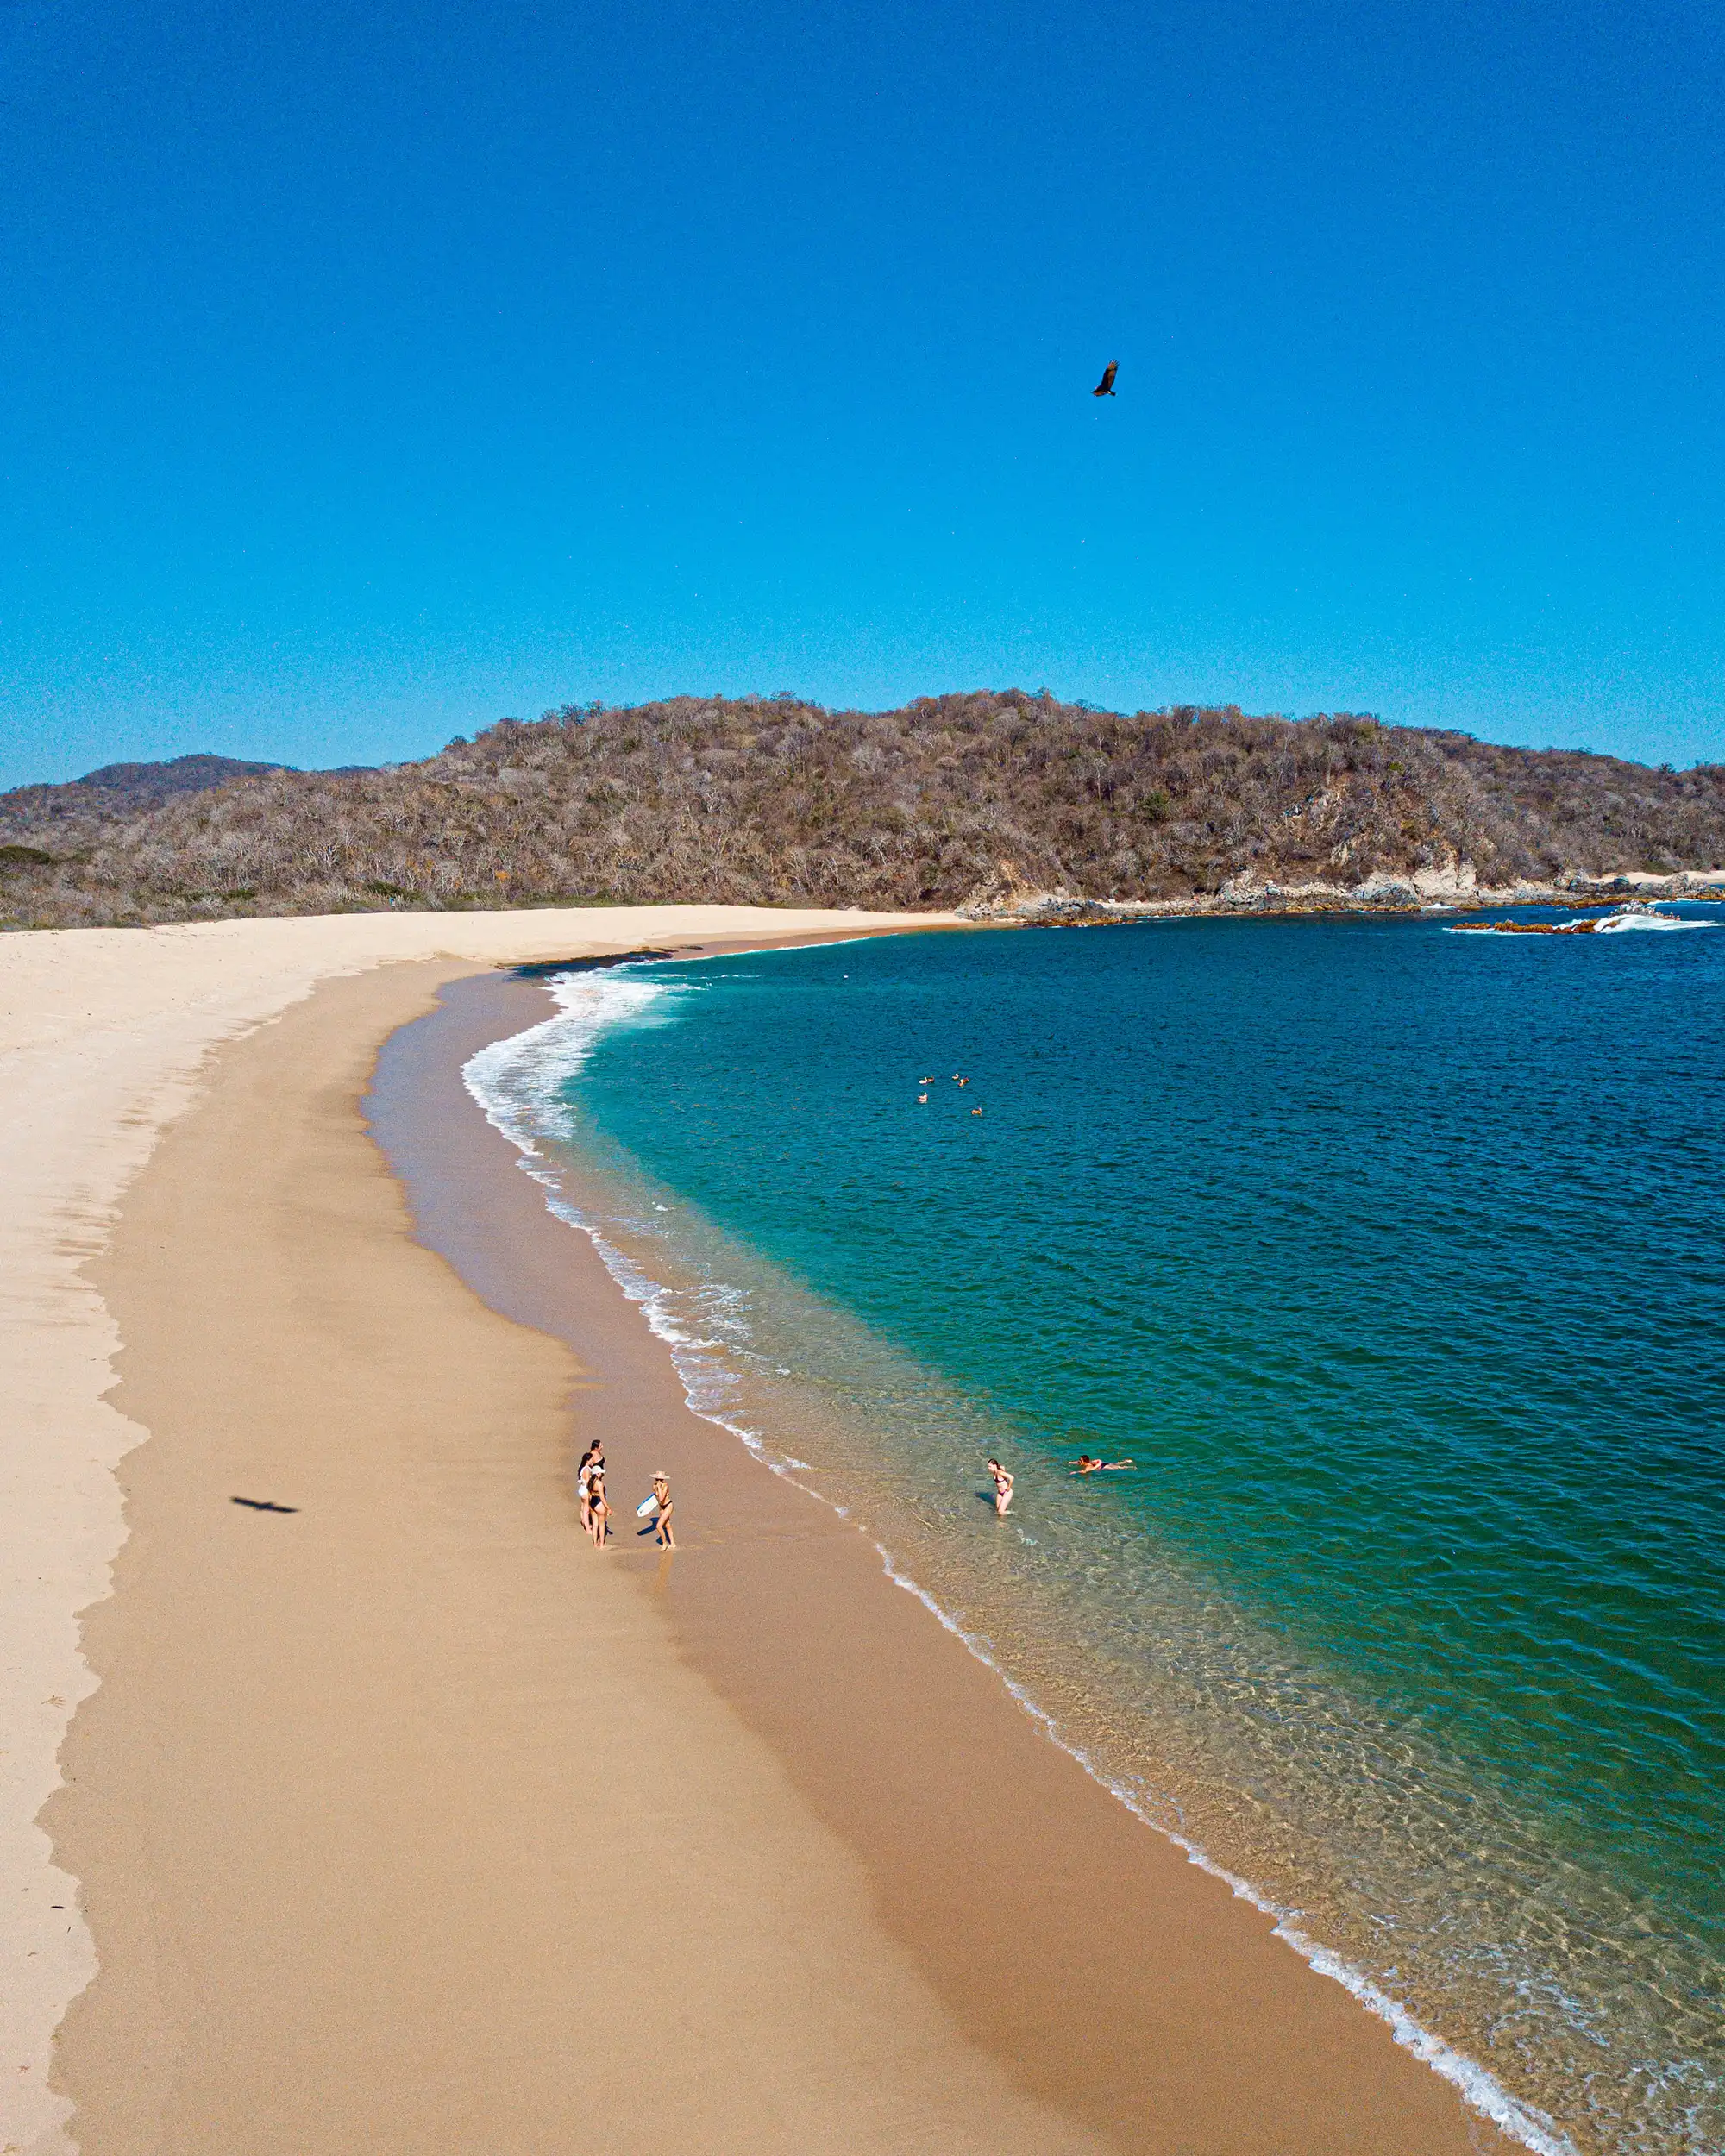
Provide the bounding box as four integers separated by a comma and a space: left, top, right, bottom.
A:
988, 1458, 1014, 1515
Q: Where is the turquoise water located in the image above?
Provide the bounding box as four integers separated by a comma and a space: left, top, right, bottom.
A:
469, 913, 1725, 2153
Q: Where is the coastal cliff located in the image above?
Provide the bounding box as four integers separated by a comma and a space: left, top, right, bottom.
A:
3, 693, 1722, 929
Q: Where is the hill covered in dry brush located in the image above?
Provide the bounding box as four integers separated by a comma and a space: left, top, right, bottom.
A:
4, 692, 1724, 930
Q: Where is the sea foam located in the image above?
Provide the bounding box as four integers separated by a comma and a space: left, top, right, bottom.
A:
461, 962, 1576, 2156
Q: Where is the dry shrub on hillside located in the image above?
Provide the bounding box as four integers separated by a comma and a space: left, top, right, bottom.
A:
3, 692, 1723, 928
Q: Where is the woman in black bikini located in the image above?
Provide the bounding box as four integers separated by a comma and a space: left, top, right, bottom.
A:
649, 1472, 674, 1549
576, 1443, 602, 1535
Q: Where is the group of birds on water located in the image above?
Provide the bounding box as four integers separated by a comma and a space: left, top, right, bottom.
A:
917, 1074, 983, 1115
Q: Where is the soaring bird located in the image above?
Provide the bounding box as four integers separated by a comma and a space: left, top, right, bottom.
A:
1092, 362, 1118, 397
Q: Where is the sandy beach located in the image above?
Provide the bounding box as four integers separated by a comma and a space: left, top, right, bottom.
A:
1, 904, 956, 2155
8, 906, 1509, 2153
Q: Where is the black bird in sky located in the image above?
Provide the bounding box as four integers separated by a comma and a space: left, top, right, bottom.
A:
231, 1495, 299, 1514
1092, 362, 1118, 397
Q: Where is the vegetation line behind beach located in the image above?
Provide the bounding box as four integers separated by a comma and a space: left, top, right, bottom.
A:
3, 691, 1723, 930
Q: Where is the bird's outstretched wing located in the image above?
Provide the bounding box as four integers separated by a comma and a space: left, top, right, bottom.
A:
1093, 362, 1118, 397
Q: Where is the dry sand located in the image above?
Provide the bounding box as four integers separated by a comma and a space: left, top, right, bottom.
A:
7, 906, 1511, 2154
0, 905, 957, 2155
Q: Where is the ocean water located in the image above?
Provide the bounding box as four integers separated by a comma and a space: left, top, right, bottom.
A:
464, 911, 1725, 2156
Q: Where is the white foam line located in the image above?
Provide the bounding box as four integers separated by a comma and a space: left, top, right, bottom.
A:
870, 1547, 1574, 2155
461, 970, 1577, 2156
1446, 919, 1716, 937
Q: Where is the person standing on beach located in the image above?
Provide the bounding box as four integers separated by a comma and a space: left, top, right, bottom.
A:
987, 1458, 1014, 1515
649, 1472, 674, 1549
587, 1459, 611, 1547
576, 1442, 602, 1537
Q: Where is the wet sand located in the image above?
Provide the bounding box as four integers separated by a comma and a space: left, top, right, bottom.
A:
372, 970, 1504, 2154
48, 961, 1097, 2155
34, 927, 1509, 2153
0, 902, 957, 2155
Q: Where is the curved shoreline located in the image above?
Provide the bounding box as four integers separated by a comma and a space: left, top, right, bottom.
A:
1, 904, 957, 2154
8, 902, 1569, 2151
367, 962, 1515, 2153
455, 960, 1571, 2156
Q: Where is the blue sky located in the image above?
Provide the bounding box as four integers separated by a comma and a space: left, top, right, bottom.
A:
2, 0, 1722, 788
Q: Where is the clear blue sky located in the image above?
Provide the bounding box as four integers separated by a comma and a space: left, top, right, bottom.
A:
3, 0, 1722, 788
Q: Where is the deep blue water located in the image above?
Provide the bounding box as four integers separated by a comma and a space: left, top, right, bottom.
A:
478, 911, 1725, 2153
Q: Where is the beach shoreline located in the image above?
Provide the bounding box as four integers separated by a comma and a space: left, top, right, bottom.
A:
363, 965, 1515, 2153
14, 906, 1511, 2152
0, 903, 957, 2155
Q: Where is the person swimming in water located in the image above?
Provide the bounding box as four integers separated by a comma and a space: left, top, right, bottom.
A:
987, 1458, 1014, 1515
1075, 1455, 1136, 1475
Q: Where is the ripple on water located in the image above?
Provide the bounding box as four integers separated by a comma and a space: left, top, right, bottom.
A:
467, 916, 1725, 2155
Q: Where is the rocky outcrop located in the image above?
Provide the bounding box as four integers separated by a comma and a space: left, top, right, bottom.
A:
971, 864, 1725, 925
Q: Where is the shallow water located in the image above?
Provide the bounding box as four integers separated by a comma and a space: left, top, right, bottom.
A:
465, 911, 1725, 2155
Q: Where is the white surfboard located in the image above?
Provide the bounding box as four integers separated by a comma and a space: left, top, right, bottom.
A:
636, 1495, 660, 1518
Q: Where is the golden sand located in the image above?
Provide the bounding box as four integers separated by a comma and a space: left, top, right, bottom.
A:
0, 905, 957, 2154
5, 907, 1504, 2152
